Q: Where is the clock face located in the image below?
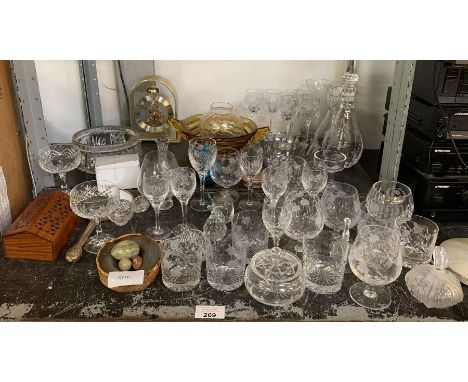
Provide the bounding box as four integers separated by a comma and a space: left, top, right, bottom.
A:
134, 87, 174, 133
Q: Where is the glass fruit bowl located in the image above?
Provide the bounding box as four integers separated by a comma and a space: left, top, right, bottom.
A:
72, 126, 142, 173
244, 247, 305, 306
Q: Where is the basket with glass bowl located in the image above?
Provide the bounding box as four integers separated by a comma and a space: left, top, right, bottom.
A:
178, 102, 269, 150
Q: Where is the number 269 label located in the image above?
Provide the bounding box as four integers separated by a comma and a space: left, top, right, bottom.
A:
195, 305, 225, 319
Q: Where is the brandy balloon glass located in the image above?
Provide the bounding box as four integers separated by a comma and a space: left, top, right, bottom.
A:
348, 224, 403, 310
70, 180, 119, 254
38, 143, 81, 192
366, 180, 414, 221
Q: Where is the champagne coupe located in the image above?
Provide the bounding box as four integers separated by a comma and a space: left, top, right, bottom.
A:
244, 89, 264, 123
239, 144, 263, 211
70, 180, 119, 254
302, 160, 328, 195
264, 89, 281, 130
142, 168, 171, 241
38, 143, 81, 193
262, 196, 293, 248
210, 148, 242, 203
301, 93, 321, 139
188, 137, 217, 212
313, 149, 346, 182
170, 167, 197, 235
348, 224, 403, 310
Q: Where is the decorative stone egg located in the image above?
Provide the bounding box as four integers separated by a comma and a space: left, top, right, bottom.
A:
111, 240, 140, 261
132, 255, 143, 270
118, 258, 132, 271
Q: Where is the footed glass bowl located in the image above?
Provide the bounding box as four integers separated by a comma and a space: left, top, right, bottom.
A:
245, 248, 305, 307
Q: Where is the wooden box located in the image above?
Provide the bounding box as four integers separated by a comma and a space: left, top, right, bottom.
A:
2, 191, 80, 261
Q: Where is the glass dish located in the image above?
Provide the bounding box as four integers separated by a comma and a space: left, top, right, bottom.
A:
72, 126, 142, 174
244, 248, 305, 307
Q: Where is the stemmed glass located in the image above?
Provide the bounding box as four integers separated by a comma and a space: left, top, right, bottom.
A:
261, 165, 288, 205
348, 224, 403, 310
279, 90, 299, 137
38, 143, 81, 193
313, 149, 346, 182
244, 89, 264, 123
170, 167, 197, 235
302, 160, 328, 195
306, 79, 332, 127
188, 137, 217, 212
321, 181, 362, 235
239, 144, 263, 211
285, 191, 324, 253
210, 147, 242, 201
142, 168, 171, 241
301, 93, 320, 139
264, 89, 281, 130
262, 196, 293, 248
69, 180, 119, 254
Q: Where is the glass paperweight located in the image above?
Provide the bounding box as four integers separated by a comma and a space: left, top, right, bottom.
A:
405, 246, 464, 309
322, 72, 363, 168
244, 248, 305, 307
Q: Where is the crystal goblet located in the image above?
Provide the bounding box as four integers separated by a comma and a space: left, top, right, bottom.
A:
244, 89, 264, 124
348, 224, 403, 310
69, 180, 119, 254
239, 144, 263, 211
301, 93, 320, 139
279, 90, 299, 138
261, 165, 288, 205
210, 147, 242, 202
302, 160, 328, 195
170, 167, 197, 235
38, 143, 81, 193
262, 196, 293, 248
264, 89, 281, 130
188, 137, 217, 212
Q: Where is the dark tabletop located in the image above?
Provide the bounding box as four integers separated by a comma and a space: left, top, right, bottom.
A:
1, 141, 467, 321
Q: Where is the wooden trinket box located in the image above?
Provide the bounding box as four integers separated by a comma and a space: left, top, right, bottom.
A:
2, 191, 80, 261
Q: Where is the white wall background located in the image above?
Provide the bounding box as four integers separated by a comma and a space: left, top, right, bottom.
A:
36, 60, 396, 149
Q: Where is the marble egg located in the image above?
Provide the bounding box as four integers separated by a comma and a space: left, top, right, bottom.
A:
118, 258, 132, 271
132, 255, 143, 270
111, 240, 140, 261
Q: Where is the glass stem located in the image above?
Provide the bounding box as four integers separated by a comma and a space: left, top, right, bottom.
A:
363, 284, 379, 300
269, 112, 273, 130
273, 234, 281, 248
58, 172, 67, 191
285, 120, 291, 135
305, 121, 311, 139
181, 201, 188, 226
247, 179, 254, 205
199, 173, 206, 205
153, 205, 161, 232
95, 218, 103, 236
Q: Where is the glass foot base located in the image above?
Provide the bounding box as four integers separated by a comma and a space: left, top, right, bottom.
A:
171, 223, 198, 237
84, 233, 115, 254
146, 225, 171, 241
189, 197, 211, 212
349, 282, 391, 310
238, 195, 263, 211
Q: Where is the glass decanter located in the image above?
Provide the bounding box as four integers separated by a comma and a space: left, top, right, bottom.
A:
322, 73, 363, 168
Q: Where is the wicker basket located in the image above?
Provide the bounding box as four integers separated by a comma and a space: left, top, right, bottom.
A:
96, 234, 161, 293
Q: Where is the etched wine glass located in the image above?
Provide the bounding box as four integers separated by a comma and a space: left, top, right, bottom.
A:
210, 147, 242, 201
321, 181, 361, 233
264, 89, 281, 130
279, 90, 299, 138
261, 164, 289, 206
38, 143, 81, 193
69, 180, 119, 254
301, 93, 321, 139
239, 143, 263, 211
302, 160, 328, 195
262, 196, 293, 248
244, 89, 264, 123
142, 167, 171, 240
170, 167, 197, 235
284, 190, 324, 253
348, 224, 403, 310
188, 137, 217, 212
